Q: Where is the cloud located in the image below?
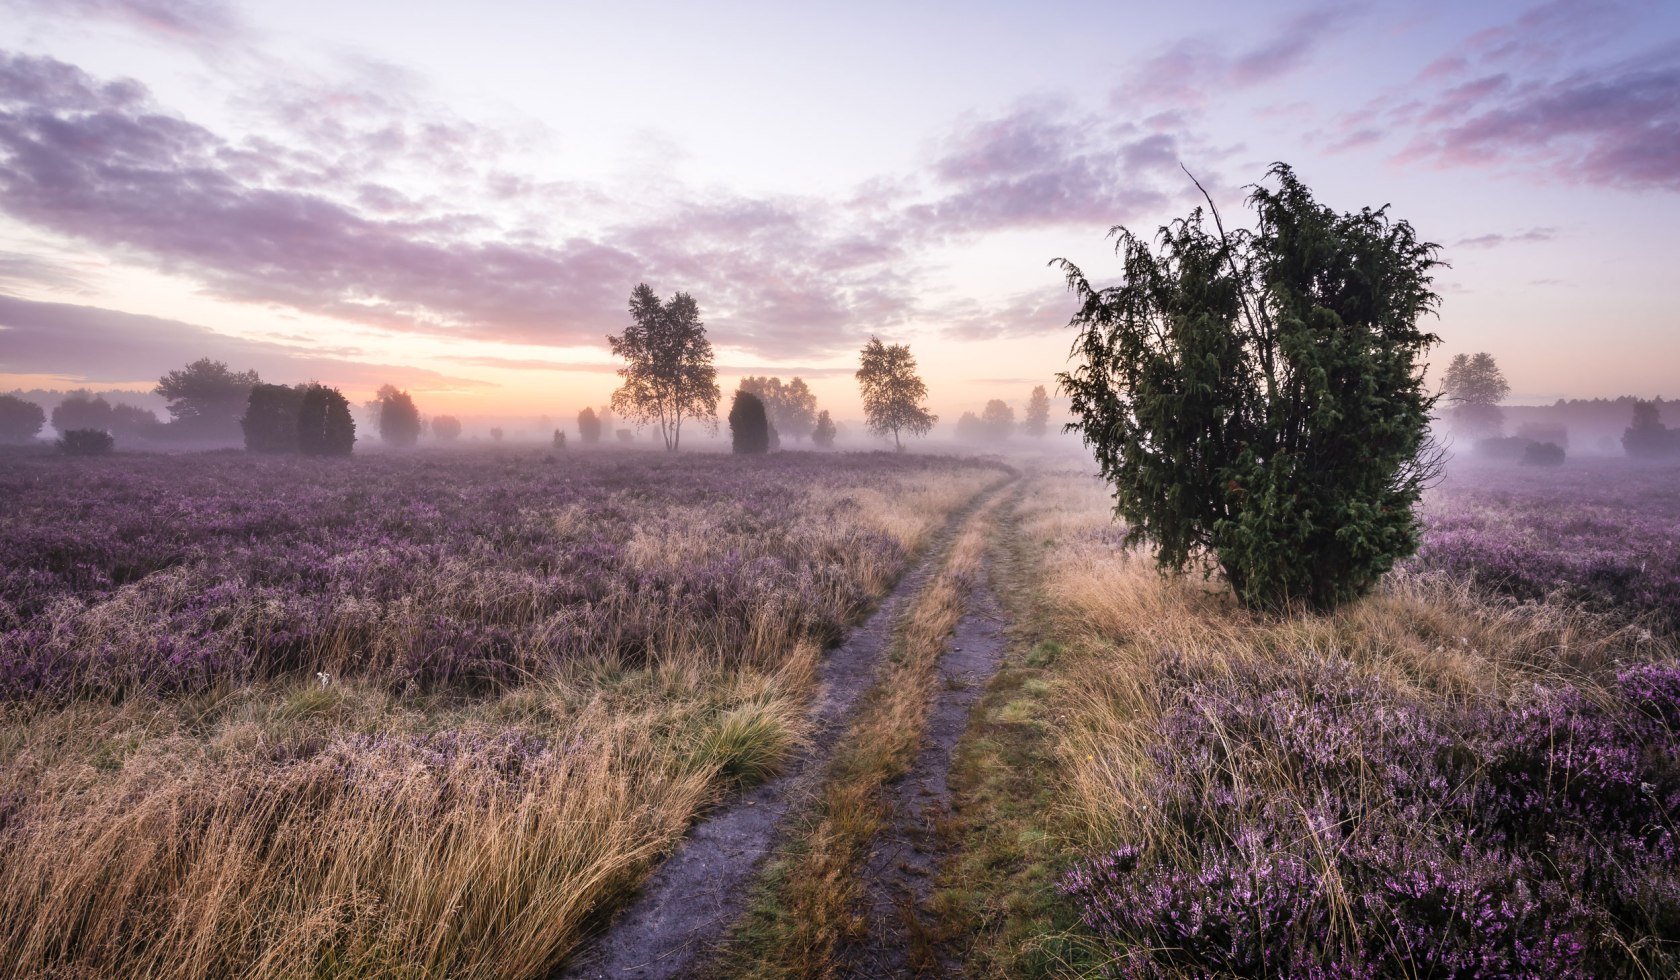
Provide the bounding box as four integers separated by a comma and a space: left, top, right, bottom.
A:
0, 0, 245, 43
1398, 46, 1680, 190
1116, 5, 1365, 109
0, 293, 489, 390
939, 285, 1080, 343
898, 100, 1188, 238
1454, 226, 1558, 248
0, 52, 946, 361
0, 251, 90, 292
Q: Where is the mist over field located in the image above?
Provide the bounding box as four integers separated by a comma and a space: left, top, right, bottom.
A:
2, 1, 1678, 977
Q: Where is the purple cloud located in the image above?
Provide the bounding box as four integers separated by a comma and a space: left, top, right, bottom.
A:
1398, 47, 1680, 190
0, 292, 489, 390
1117, 5, 1365, 108
1455, 227, 1558, 248
939, 285, 1080, 342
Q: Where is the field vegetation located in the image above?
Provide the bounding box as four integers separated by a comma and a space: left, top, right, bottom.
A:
0, 446, 1006, 978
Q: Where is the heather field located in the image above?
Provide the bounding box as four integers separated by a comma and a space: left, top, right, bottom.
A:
977, 461, 1680, 978
0, 447, 1007, 978
4, 448, 1679, 978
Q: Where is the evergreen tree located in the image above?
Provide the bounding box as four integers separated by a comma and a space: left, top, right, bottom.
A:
1057, 164, 1443, 612
577, 407, 602, 444
729, 389, 771, 454
296, 384, 356, 456
241, 383, 304, 453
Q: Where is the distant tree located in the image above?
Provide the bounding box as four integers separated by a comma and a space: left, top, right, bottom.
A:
0, 394, 45, 442
740, 376, 819, 441
615, 428, 633, 444
109, 403, 161, 441
51, 390, 113, 434
1024, 385, 1051, 437
154, 358, 260, 441
956, 411, 986, 442
432, 415, 462, 441
729, 390, 772, 454
296, 384, 355, 456
1623, 400, 1680, 457
981, 399, 1016, 440
1056, 163, 1443, 612
812, 409, 837, 449
608, 284, 721, 451
857, 336, 937, 451
1443, 352, 1509, 439
490, 427, 504, 443
553, 429, 567, 449
577, 407, 602, 444
241, 383, 304, 453
57, 429, 113, 456
376, 384, 422, 447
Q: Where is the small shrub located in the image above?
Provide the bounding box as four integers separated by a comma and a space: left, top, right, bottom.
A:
552, 429, 566, 449
1522, 440, 1565, 466
729, 390, 771, 454
56, 428, 113, 455
1475, 435, 1531, 460
489, 427, 504, 443
692, 703, 797, 787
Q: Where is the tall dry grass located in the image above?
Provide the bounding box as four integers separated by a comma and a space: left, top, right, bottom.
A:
0, 462, 1005, 979
1012, 466, 1680, 974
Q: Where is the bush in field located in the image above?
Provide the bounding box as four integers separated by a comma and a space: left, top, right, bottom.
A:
577, 407, 602, 444
1064, 660, 1680, 977
241, 383, 303, 453
1056, 164, 1442, 611
296, 384, 355, 456
56, 428, 113, 455
1476, 434, 1531, 460
812, 409, 836, 448
552, 429, 566, 449
1624, 400, 1680, 458
1522, 440, 1566, 466
730, 390, 771, 454
376, 384, 422, 447
615, 428, 633, 444
431, 414, 461, 441
0, 393, 45, 442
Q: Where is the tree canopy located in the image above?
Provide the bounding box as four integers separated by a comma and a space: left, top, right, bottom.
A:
154, 359, 259, 441
1443, 352, 1509, 439
1057, 163, 1443, 612
856, 336, 936, 451
607, 284, 720, 451
0, 394, 44, 443
1024, 385, 1051, 437
739, 376, 818, 441
376, 384, 422, 447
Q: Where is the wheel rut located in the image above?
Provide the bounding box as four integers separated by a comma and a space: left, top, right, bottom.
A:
558, 481, 1007, 980
839, 550, 1013, 978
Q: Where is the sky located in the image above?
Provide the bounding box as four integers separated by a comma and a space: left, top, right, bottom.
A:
0, 0, 1677, 424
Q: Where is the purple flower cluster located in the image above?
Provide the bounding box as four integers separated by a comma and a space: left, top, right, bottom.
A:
0, 449, 997, 701
1063, 659, 1680, 977
1413, 461, 1680, 630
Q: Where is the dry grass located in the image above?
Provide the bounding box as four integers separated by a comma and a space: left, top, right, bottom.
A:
0, 462, 1005, 979
1018, 467, 1677, 851
720, 491, 1004, 978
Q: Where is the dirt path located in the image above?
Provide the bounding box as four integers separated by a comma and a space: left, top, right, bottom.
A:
840, 550, 1013, 977
559, 483, 1007, 980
